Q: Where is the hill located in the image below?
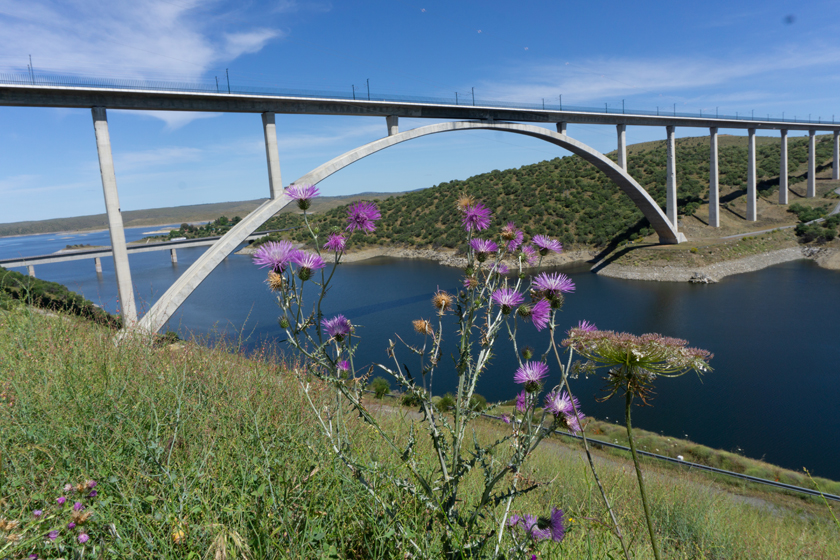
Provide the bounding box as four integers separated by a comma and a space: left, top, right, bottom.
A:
254, 133, 838, 249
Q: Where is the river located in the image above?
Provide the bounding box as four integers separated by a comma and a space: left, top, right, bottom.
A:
2, 227, 839, 480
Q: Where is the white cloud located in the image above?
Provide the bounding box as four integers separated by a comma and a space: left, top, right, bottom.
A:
0, 0, 282, 123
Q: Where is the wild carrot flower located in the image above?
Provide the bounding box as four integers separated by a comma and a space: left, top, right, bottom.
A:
291, 251, 326, 280
252, 240, 296, 273
322, 315, 352, 341
514, 361, 549, 392
286, 184, 319, 210
532, 235, 563, 255
461, 203, 492, 232
491, 288, 524, 314
323, 233, 347, 253
346, 201, 381, 234
533, 272, 575, 297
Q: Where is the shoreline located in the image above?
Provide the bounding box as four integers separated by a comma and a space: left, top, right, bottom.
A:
239, 243, 840, 282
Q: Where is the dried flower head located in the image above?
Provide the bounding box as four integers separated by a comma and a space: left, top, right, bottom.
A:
266, 271, 285, 292
456, 194, 476, 211
432, 291, 453, 313
412, 319, 434, 336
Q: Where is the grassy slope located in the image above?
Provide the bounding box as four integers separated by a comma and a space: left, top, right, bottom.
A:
253, 134, 839, 253
1, 307, 837, 559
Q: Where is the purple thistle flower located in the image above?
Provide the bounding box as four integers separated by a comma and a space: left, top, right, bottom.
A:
88, 490, 98, 498
285, 184, 320, 210
533, 272, 575, 297
502, 222, 524, 252
532, 234, 563, 255
291, 250, 326, 280
73, 502, 84, 512
544, 390, 578, 418
33, 510, 43, 517
87, 480, 97, 488
507, 514, 521, 527
67, 522, 76, 529
323, 233, 347, 253
346, 201, 381, 234
549, 507, 566, 542
491, 262, 509, 275
469, 237, 498, 257
515, 390, 528, 413
337, 360, 350, 373
48, 530, 59, 541
501, 413, 511, 424
530, 299, 551, 331
576, 320, 597, 333
57, 496, 66, 505
461, 203, 492, 232
252, 240, 297, 273
514, 361, 549, 391
564, 410, 585, 435
491, 288, 524, 313
322, 315, 352, 341
521, 244, 539, 266
78, 533, 89, 544
520, 514, 551, 541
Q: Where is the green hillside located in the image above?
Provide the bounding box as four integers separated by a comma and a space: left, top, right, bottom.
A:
256, 134, 836, 248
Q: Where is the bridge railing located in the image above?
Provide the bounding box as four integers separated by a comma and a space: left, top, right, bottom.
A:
0, 72, 835, 126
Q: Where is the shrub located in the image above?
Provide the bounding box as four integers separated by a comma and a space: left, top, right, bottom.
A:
370, 376, 390, 399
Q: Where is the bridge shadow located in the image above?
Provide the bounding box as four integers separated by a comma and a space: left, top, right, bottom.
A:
589, 218, 658, 273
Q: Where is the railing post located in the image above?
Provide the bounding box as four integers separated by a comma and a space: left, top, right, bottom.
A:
747, 128, 757, 221
666, 125, 678, 227
616, 124, 627, 171
709, 127, 720, 227
91, 107, 137, 327
779, 130, 789, 205
808, 130, 816, 198
261, 112, 283, 199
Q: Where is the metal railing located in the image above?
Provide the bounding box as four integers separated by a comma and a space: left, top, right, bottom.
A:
1, 72, 835, 125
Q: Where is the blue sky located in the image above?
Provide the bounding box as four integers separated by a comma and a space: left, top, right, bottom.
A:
2, 0, 840, 223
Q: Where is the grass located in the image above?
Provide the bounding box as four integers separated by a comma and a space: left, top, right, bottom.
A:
0, 306, 838, 558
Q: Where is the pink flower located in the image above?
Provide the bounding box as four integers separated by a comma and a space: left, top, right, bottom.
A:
252, 240, 297, 273
461, 203, 492, 232
73, 502, 84, 512
57, 496, 67, 505
533, 272, 575, 297
491, 288, 524, 313
48, 530, 59, 541
514, 361, 549, 391
33, 510, 43, 517
78, 533, 89, 544
530, 299, 551, 331
285, 184, 320, 210
346, 201, 381, 234
323, 233, 347, 253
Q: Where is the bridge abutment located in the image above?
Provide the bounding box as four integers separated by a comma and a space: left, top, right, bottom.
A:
666, 125, 678, 226
747, 128, 757, 221
91, 107, 137, 326
780, 130, 789, 204
808, 129, 816, 198
709, 127, 719, 227
616, 124, 627, 170
261, 112, 283, 199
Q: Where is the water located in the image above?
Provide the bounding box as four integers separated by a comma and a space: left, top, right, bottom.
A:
2, 231, 839, 480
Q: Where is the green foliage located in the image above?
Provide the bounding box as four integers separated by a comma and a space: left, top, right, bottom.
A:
788, 203, 828, 222
369, 376, 390, 399
437, 393, 456, 411
468, 393, 487, 412
0, 266, 121, 328
789, 204, 840, 243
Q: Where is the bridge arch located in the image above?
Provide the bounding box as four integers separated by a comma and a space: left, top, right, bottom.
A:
138, 120, 684, 333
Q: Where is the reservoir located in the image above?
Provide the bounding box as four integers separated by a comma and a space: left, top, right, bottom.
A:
2, 227, 839, 480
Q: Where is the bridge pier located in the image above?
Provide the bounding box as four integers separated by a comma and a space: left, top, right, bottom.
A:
170, 248, 178, 264
95, 257, 102, 273
666, 125, 678, 226
556, 122, 567, 135
92, 107, 137, 327
779, 130, 788, 204
808, 129, 816, 198
386, 115, 399, 136
27, 265, 35, 278
747, 128, 757, 221
616, 124, 627, 170
709, 127, 719, 227
834, 131, 839, 181
261, 113, 283, 199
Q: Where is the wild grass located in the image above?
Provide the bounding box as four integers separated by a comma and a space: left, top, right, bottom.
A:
0, 306, 837, 558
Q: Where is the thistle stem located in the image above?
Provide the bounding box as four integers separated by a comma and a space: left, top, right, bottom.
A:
625, 389, 661, 560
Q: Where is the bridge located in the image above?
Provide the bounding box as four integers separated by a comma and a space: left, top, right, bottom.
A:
2, 74, 838, 332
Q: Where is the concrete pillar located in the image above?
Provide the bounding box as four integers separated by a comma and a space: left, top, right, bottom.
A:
666, 125, 678, 226
94, 257, 102, 273
556, 122, 567, 135
833, 130, 839, 181
709, 127, 720, 227
91, 107, 137, 326
27, 265, 35, 278
386, 115, 399, 136
170, 248, 178, 263
747, 128, 757, 221
808, 129, 816, 198
779, 130, 789, 205
261, 112, 283, 200
616, 124, 627, 170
